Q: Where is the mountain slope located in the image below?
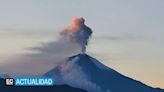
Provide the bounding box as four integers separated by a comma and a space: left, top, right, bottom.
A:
44, 54, 163, 92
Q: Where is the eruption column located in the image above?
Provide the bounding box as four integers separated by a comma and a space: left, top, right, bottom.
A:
61, 17, 92, 53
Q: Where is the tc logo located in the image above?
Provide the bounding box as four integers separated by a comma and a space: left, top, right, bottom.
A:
5, 78, 14, 86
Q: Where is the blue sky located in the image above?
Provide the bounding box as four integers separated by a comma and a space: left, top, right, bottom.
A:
0, 0, 164, 88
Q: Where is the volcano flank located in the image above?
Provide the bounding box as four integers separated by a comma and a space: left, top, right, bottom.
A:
44, 54, 164, 92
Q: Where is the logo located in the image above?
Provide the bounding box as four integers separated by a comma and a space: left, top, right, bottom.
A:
5, 78, 14, 86
5, 78, 54, 86
14, 78, 54, 86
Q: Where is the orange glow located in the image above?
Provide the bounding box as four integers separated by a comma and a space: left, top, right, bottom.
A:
67, 17, 85, 31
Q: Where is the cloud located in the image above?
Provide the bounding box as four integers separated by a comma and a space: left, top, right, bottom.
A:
61, 17, 92, 52
98, 34, 145, 41
0, 17, 92, 76
0, 35, 82, 76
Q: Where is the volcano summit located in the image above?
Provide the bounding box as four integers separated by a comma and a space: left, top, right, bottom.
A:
44, 54, 163, 92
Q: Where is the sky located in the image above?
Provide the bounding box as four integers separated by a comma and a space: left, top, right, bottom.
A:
0, 0, 164, 88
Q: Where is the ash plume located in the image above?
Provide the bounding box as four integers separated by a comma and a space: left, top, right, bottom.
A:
0, 17, 93, 76
60, 17, 92, 53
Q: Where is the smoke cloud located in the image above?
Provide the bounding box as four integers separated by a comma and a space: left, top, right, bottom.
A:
60, 17, 92, 53
0, 17, 92, 76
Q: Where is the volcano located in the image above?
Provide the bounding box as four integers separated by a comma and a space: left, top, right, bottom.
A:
44, 54, 163, 92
